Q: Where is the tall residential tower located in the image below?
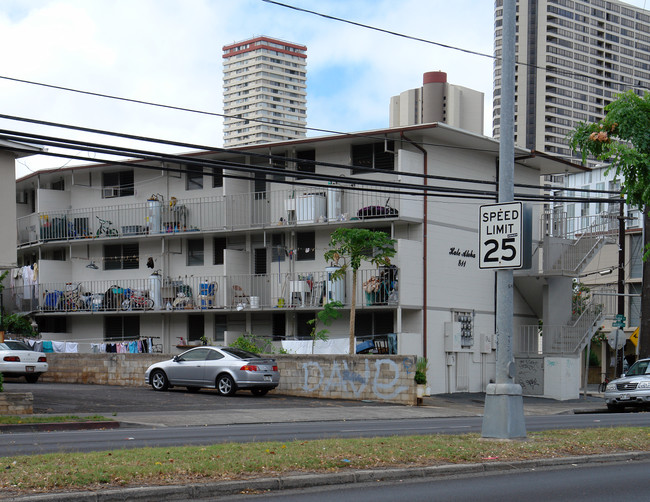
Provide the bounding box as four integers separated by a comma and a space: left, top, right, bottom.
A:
222, 36, 307, 148
493, 0, 650, 160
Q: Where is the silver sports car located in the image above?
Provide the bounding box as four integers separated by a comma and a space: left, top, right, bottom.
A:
144, 346, 280, 396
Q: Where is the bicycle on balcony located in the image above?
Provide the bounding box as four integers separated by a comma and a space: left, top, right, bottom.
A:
96, 216, 118, 237
121, 290, 154, 310
58, 283, 85, 311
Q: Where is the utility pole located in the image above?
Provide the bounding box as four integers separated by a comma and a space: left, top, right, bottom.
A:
640, 209, 650, 359
615, 199, 626, 375
481, 0, 526, 439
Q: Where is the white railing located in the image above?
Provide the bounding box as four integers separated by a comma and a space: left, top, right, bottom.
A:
516, 288, 616, 356
541, 210, 618, 274
8, 267, 399, 314
17, 185, 412, 246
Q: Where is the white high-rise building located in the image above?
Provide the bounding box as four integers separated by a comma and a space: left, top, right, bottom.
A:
222, 36, 307, 148
389, 71, 484, 135
493, 0, 650, 160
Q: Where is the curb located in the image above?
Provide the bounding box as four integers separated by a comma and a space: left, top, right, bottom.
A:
0, 421, 119, 433
5, 451, 650, 501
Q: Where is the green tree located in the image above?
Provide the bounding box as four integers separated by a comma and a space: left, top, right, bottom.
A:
568, 89, 650, 358
324, 228, 396, 354
568, 90, 650, 222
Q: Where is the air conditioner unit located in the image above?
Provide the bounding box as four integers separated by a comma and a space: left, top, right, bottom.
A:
16, 191, 28, 204
103, 187, 118, 198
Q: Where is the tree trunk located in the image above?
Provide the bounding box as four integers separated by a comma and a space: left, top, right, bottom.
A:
640, 209, 650, 359
349, 269, 357, 354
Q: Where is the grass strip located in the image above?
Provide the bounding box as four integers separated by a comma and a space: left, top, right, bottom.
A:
0, 415, 111, 425
1, 427, 649, 494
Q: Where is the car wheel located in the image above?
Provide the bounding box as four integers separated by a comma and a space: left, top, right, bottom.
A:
150, 369, 169, 391
216, 374, 236, 396
251, 388, 269, 396
607, 402, 624, 412
186, 386, 200, 393
25, 374, 40, 383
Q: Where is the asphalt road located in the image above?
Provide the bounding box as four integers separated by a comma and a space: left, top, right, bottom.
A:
214, 460, 650, 502
3, 411, 650, 456
2, 381, 393, 414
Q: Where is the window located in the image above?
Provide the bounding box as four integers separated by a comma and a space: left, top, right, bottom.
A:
272, 313, 286, 340
254, 248, 267, 274
212, 167, 224, 188
51, 179, 64, 191
254, 172, 267, 199
297, 231, 315, 261
296, 149, 315, 179
102, 170, 134, 198
187, 314, 204, 342
629, 234, 643, 279
37, 316, 67, 333
213, 237, 226, 265
272, 233, 285, 262
296, 312, 313, 338
186, 165, 203, 190
104, 243, 139, 270
355, 311, 394, 336
187, 238, 204, 266
104, 316, 139, 341
214, 315, 227, 343
351, 141, 395, 174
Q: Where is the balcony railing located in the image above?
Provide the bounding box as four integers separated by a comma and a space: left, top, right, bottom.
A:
9, 268, 399, 314
17, 185, 417, 246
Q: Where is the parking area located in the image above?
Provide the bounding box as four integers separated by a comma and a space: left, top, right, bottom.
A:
2, 380, 394, 415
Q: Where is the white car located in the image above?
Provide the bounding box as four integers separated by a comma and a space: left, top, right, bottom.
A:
604, 358, 650, 411
0, 341, 48, 383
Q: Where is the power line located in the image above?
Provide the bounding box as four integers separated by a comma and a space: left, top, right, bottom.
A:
2, 127, 621, 205
0, 111, 624, 200
264, 0, 650, 94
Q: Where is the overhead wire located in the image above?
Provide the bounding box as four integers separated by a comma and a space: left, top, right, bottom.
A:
1, 127, 622, 205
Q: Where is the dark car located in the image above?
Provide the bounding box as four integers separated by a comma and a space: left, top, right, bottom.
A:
144, 346, 280, 396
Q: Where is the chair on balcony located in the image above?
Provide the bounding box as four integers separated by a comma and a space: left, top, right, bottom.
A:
232, 285, 250, 308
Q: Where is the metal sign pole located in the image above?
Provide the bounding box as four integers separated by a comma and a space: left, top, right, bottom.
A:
481, 0, 526, 439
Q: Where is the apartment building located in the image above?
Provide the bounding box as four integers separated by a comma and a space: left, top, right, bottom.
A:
222, 36, 307, 148
493, 0, 650, 160
558, 166, 643, 356
9, 122, 591, 396
389, 71, 484, 135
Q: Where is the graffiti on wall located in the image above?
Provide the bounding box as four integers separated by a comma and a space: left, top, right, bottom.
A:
302, 358, 410, 400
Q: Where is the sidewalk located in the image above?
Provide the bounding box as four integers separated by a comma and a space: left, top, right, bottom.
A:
113, 392, 608, 428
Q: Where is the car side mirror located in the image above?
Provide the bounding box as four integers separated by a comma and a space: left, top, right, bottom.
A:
173, 355, 180, 362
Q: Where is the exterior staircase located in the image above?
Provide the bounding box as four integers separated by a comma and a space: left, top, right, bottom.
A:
543, 211, 618, 276
516, 211, 619, 357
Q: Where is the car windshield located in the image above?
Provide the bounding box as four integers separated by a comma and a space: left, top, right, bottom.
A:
221, 347, 261, 359
4, 341, 31, 351
626, 360, 650, 376
0, 343, 9, 350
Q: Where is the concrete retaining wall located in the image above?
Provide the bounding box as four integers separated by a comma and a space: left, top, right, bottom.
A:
0, 392, 33, 414
39, 353, 418, 405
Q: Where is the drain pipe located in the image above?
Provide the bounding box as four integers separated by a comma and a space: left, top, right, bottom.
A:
401, 132, 428, 358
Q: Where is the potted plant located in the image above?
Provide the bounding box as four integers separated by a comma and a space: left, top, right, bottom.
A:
414, 357, 428, 398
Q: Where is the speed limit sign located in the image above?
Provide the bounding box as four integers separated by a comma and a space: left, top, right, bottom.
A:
479, 202, 529, 269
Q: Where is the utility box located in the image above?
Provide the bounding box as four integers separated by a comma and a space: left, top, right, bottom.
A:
444, 322, 462, 352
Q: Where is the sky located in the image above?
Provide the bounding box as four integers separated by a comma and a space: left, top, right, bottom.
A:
1, 0, 648, 179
